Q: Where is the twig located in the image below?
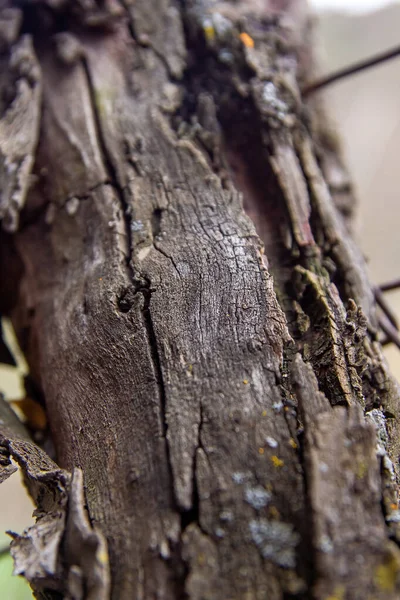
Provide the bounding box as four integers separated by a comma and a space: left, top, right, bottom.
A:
379, 278, 400, 293
303, 44, 400, 97
375, 287, 399, 331
378, 316, 400, 351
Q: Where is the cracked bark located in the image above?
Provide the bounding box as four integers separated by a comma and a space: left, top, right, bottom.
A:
1, 0, 400, 599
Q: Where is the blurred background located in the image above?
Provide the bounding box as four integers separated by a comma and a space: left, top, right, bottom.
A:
1, 0, 400, 596
312, 0, 400, 375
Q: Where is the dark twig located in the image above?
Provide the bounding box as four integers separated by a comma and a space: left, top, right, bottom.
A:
378, 315, 400, 351
303, 44, 400, 97
375, 287, 399, 331
379, 278, 400, 293
0, 544, 9, 557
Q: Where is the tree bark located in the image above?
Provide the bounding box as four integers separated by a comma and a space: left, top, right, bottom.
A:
1, 1, 400, 599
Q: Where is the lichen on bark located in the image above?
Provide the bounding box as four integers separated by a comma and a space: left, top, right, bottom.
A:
0, 1, 399, 599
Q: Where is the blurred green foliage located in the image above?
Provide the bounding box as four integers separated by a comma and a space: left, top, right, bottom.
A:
0, 551, 33, 599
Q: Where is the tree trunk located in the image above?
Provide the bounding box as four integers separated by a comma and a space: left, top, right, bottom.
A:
1, 1, 400, 599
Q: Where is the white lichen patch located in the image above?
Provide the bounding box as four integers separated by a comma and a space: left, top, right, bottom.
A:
65, 196, 79, 216
272, 400, 283, 412
214, 527, 225, 538
262, 82, 288, 120
383, 454, 396, 480
131, 220, 144, 232
265, 436, 278, 449
232, 471, 251, 484
366, 408, 388, 456
386, 510, 400, 523
211, 12, 233, 39
249, 518, 299, 568
198, 8, 235, 48
218, 49, 234, 65
159, 539, 170, 559
318, 534, 333, 553
244, 486, 271, 510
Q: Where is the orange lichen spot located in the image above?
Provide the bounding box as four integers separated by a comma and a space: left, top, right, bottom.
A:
243, 379, 249, 385
240, 32, 254, 48
11, 397, 47, 430
284, 406, 289, 412
99, 277, 103, 281
262, 410, 267, 417
271, 455, 284, 468
289, 438, 298, 449
258, 447, 265, 455
391, 503, 399, 510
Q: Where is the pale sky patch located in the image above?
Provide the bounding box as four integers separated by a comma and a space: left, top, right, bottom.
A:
310, 0, 398, 13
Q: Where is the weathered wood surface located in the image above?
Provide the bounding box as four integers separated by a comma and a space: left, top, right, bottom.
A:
1, 0, 400, 598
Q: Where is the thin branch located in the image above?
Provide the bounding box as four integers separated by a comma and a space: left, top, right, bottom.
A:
303, 44, 400, 97
375, 287, 399, 331
379, 278, 400, 293
378, 315, 400, 351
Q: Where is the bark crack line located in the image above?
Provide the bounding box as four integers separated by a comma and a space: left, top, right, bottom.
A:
153, 241, 182, 279
80, 55, 135, 280
139, 278, 169, 441
181, 401, 204, 534
81, 52, 180, 516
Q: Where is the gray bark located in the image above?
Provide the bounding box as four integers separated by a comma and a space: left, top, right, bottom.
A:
1, 1, 400, 599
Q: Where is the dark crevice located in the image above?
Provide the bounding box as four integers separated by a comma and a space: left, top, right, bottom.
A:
80, 36, 192, 600
0, 318, 16, 366
140, 281, 191, 597
80, 55, 135, 281
20, 1, 69, 36
19, 0, 122, 38
180, 503, 198, 533
139, 279, 169, 441
83, 57, 180, 515
81, 44, 182, 523
151, 207, 163, 238
180, 402, 203, 535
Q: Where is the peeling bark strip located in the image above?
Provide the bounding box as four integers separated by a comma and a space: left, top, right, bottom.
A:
0, 0, 400, 599
0, 394, 110, 598
0, 29, 41, 232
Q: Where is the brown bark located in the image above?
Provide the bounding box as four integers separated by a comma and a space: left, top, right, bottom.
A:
1, 1, 400, 599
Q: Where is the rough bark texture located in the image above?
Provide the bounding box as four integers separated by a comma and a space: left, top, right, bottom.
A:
1, 0, 400, 599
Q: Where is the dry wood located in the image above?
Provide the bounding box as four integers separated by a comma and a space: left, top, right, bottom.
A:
0, 1, 399, 599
